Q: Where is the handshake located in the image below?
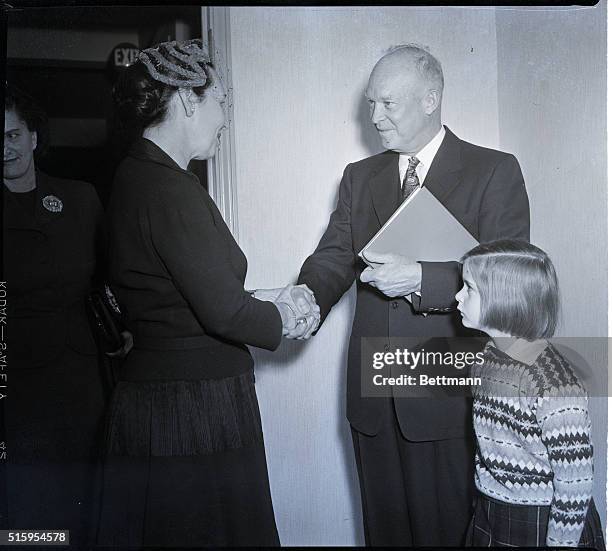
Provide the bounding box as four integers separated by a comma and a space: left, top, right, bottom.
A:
253, 285, 320, 339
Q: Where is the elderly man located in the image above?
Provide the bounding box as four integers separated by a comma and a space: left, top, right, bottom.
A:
297, 45, 530, 546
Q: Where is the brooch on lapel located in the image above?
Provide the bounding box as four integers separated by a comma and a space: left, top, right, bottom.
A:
42, 195, 63, 213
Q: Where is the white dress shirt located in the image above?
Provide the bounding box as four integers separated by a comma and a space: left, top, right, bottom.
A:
398, 126, 446, 187
397, 126, 445, 303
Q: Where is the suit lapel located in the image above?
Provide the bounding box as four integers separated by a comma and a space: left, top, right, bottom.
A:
368, 151, 400, 227
367, 129, 466, 228
423, 126, 463, 204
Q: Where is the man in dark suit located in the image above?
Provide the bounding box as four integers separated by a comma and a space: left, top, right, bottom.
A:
297, 44, 530, 546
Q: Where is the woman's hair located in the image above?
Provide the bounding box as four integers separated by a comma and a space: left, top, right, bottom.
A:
461, 239, 560, 339
4, 83, 49, 158
113, 39, 215, 131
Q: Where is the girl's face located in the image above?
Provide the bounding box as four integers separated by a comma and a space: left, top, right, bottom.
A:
455, 265, 484, 332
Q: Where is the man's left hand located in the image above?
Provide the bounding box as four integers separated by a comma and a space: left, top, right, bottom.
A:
360, 252, 422, 298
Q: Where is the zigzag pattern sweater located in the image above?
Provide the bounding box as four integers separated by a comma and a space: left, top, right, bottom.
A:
472, 341, 594, 547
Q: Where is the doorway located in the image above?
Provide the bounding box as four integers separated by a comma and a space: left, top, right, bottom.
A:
6, 5, 206, 206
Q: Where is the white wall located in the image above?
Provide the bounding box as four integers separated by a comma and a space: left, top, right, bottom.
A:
496, 3, 607, 523
228, 7, 500, 545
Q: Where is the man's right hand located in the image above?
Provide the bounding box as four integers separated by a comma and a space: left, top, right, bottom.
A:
274, 284, 320, 339
360, 252, 422, 297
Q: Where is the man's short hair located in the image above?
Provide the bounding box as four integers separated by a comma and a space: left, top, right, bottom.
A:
386, 43, 444, 92
462, 239, 560, 340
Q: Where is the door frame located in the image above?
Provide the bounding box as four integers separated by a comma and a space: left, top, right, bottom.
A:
202, 6, 239, 239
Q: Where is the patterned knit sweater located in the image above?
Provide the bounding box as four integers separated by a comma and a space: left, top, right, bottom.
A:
472, 340, 594, 547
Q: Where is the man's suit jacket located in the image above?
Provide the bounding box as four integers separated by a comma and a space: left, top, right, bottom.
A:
298, 127, 530, 440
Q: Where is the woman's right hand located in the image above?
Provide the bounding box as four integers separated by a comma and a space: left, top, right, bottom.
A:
273, 284, 320, 339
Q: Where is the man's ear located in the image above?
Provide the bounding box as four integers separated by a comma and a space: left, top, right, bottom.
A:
177, 88, 196, 118
423, 89, 441, 116
31, 131, 37, 151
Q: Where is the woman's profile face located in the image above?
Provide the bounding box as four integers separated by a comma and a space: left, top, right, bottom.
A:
192, 68, 227, 160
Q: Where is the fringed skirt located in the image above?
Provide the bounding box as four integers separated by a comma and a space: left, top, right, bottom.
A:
96, 345, 279, 548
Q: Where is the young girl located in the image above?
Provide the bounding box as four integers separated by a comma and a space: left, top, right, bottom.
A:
456, 239, 605, 549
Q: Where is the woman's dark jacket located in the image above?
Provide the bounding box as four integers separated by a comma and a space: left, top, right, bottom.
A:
107, 138, 282, 377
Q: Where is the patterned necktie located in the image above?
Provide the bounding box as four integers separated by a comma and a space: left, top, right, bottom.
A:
402, 156, 421, 201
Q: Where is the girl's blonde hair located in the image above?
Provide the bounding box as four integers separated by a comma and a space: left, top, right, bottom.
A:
461, 239, 559, 339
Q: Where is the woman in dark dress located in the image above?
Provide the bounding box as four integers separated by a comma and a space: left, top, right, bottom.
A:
3, 85, 107, 548
96, 39, 318, 547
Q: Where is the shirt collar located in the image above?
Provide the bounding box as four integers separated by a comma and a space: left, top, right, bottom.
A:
487, 338, 548, 366
399, 126, 446, 175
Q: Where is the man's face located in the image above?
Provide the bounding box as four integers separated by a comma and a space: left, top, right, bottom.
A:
4, 109, 37, 182
365, 63, 429, 154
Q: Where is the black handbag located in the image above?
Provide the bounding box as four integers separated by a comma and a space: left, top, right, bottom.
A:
86, 284, 124, 353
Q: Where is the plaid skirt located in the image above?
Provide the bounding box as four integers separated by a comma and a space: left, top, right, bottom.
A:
466, 492, 605, 549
